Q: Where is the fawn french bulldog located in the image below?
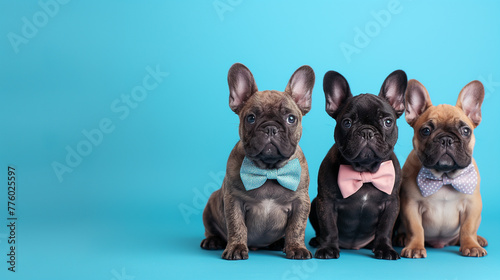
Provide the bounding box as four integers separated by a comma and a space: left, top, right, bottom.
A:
309, 70, 407, 260
397, 79, 487, 258
201, 63, 315, 260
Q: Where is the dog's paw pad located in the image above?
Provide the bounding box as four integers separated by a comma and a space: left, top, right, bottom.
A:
285, 246, 312, 259
401, 247, 426, 258
460, 246, 487, 257
374, 248, 400, 260
314, 246, 340, 259
222, 244, 249, 260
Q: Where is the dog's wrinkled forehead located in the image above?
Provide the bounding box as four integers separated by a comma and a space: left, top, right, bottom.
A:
240, 90, 301, 117
415, 104, 475, 130
342, 94, 395, 120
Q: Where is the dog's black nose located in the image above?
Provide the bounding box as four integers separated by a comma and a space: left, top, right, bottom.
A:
360, 128, 374, 140
265, 125, 278, 136
440, 136, 454, 147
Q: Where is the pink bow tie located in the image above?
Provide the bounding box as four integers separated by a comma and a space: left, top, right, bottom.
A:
337, 160, 395, 198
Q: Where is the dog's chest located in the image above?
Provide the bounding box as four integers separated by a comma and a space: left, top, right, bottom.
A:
243, 181, 293, 247
334, 185, 390, 249
337, 185, 389, 212
244, 181, 293, 218
245, 198, 291, 220
421, 185, 467, 241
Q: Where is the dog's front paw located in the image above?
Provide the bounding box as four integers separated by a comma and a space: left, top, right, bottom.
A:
285, 245, 312, 259
373, 245, 400, 260
314, 246, 340, 259
460, 246, 487, 257
401, 246, 426, 258
222, 243, 249, 260
200, 236, 226, 250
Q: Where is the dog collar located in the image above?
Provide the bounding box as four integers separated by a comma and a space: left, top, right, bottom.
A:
417, 163, 477, 197
337, 160, 395, 198
240, 157, 301, 191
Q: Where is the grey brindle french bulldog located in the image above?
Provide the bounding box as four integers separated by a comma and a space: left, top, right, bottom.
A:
201, 63, 315, 260
309, 70, 407, 260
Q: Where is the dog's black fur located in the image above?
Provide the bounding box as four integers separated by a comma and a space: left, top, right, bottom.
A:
309, 70, 407, 260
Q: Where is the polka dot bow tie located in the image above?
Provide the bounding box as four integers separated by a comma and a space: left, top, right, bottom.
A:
417, 163, 478, 197
240, 157, 301, 191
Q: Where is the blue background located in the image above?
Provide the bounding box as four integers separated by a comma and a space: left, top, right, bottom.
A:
1, 0, 500, 279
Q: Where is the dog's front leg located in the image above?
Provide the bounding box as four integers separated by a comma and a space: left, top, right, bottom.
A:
314, 195, 340, 259
284, 196, 312, 259
221, 192, 248, 260
372, 196, 400, 260
459, 191, 487, 257
400, 195, 427, 258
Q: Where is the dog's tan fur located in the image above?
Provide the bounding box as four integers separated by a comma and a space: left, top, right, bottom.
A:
398, 79, 487, 258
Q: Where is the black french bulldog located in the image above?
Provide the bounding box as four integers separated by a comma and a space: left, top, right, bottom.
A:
309, 70, 407, 260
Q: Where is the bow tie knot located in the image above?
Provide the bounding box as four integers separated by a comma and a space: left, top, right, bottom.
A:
337, 160, 395, 198
359, 172, 374, 184
266, 169, 278, 180
417, 163, 478, 197
442, 176, 453, 185
240, 157, 302, 191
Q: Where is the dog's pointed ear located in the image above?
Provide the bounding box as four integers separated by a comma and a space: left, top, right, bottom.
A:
228, 63, 258, 114
379, 70, 407, 118
285, 65, 315, 115
404, 79, 433, 126
456, 80, 484, 127
323, 71, 352, 119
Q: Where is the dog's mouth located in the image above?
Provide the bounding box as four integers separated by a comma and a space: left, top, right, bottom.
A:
260, 143, 280, 160
437, 154, 455, 169
243, 125, 297, 169
341, 146, 387, 173
249, 143, 289, 168
343, 143, 387, 161
425, 152, 467, 172
356, 146, 376, 160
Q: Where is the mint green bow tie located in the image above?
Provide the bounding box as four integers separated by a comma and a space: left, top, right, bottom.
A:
240, 157, 302, 191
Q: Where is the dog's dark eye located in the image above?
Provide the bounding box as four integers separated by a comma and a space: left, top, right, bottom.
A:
420, 127, 431, 137
342, 119, 352, 129
287, 115, 296, 124
461, 127, 471, 137
246, 114, 256, 124
383, 118, 393, 128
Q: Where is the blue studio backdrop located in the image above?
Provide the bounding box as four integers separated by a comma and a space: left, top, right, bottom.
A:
1, 1, 500, 279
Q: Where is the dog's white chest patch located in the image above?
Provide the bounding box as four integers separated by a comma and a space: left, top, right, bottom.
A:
261, 199, 275, 215
421, 185, 466, 242
255, 199, 287, 218
245, 198, 290, 247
